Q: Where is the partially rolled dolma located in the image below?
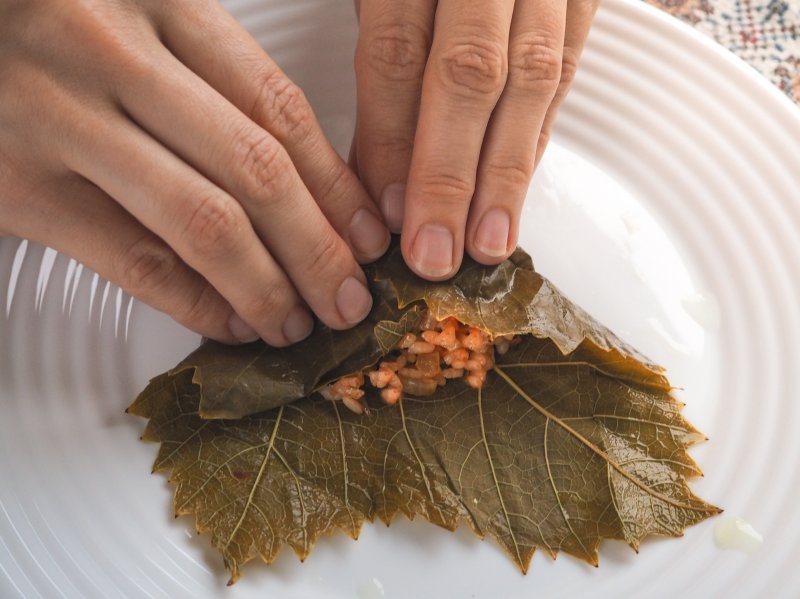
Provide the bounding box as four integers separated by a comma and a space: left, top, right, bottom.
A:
129, 239, 720, 584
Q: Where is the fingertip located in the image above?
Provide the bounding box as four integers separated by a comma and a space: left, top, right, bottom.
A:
379, 183, 406, 233
193, 312, 253, 346
465, 246, 511, 266
402, 223, 462, 281
163, 283, 252, 346
282, 305, 315, 344
348, 207, 391, 263
469, 207, 512, 262
227, 312, 260, 344
226, 305, 314, 349
472, 208, 511, 259
334, 276, 373, 327
256, 304, 314, 348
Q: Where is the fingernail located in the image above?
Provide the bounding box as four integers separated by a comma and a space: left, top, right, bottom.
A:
474, 208, 511, 258
282, 305, 314, 343
228, 313, 260, 343
336, 276, 373, 325
411, 224, 454, 278
380, 183, 405, 233
349, 208, 390, 261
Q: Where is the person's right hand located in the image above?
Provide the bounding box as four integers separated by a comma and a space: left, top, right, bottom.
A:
0, 0, 390, 346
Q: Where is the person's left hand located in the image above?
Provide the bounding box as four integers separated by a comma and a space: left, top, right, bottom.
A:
351, 0, 599, 280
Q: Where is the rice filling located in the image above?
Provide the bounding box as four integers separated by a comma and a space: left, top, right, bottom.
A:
320, 311, 520, 414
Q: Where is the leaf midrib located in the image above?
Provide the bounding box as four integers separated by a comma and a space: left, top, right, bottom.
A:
493, 366, 712, 513
222, 405, 285, 552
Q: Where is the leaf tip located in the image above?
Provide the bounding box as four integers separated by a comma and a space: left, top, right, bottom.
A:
224, 558, 241, 585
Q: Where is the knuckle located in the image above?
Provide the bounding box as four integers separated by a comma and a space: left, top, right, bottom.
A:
234, 127, 290, 196
507, 34, 563, 94
241, 282, 294, 326
305, 228, 348, 280
370, 134, 414, 157
253, 74, 315, 140
170, 282, 220, 330
482, 159, 534, 189
120, 238, 179, 295
558, 46, 581, 91
357, 21, 430, 83
435, 36, 507, 100
182, 195, 245, 260
67, 5, 153, 81
416, 171, 475, 207
314, 161, 353, 210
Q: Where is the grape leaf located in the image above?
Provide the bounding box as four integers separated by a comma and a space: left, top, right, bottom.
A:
171, 280, 423, 419
174, 241, 669, 420
128, 242, 720, 583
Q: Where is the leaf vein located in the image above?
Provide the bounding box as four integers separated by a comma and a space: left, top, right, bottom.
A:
493, 366, 711, 512
332, 401, 357, 536
544, 418, 592, 559
222, 405, 284, 552
398, 399, 437, 507
478, 386, 522, 566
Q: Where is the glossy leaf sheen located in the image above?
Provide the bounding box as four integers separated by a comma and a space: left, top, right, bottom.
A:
129, 241, 719, 583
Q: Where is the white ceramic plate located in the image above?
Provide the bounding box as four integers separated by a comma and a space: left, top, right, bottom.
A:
2, 0, 799, 597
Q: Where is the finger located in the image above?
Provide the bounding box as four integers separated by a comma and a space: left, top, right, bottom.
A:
401, 0, 515, 280
10, 173, 240, 343
115, 50, 374, 332
62, 111, 314, 348
347, 128, 359, 175
534, 0, 600, 167
353, 0, 435, 232
151, 1, 390, 262
466, 0, 568, 264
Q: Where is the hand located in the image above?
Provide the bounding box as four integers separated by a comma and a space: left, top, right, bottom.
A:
351, 0, 599, 279
0, 0, 390, 346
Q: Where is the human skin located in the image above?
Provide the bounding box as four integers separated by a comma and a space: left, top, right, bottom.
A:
0, 0, 393, 346
0, 0, 598, 346
351, 0, 599, 279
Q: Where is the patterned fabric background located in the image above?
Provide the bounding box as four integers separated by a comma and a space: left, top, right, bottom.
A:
647, 0, 800, 102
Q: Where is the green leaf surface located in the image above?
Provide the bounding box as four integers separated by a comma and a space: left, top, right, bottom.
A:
179, 241, 669, 419
129, 240, 719, 583
174, 277, 421, 419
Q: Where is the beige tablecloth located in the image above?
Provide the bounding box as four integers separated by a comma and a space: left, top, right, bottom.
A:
648, 0, 800, 103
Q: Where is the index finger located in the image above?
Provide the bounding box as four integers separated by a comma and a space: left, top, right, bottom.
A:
400, 0, 515, 280
153, 1, 390, 263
